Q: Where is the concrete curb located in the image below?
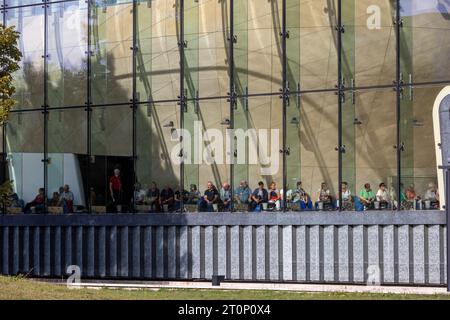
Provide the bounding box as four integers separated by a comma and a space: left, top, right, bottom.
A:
49, 280, 450, 295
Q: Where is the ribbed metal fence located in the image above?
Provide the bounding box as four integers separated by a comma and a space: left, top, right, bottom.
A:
0, 212, 446, 285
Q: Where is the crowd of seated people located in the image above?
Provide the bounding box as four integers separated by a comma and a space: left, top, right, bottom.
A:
130, 179, 442, 213
9, 184, 76, 214
7, 179, 440, 214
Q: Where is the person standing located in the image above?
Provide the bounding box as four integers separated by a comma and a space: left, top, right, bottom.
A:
61, 184, 75, 213
109, 168, 123, 213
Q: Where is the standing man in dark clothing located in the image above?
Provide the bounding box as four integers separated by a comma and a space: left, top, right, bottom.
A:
109, 168, 123, 213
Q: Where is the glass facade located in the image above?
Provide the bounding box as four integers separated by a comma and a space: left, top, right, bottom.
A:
1, 0, 448, 213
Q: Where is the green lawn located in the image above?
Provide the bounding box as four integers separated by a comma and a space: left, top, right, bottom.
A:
0, 276, 449, 300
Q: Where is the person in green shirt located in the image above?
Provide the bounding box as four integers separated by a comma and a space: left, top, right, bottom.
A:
359, 183, 375, 210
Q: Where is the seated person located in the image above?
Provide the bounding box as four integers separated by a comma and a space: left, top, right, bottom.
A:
146, 182, 160, 212
24, 188, 45, 213
315, 182, 333, 210
337, 182, 352, 210
249, 181, 268, 212
376, 182, 390, 209
234, 180, 251, 206
187, 184, 201, 205
289, 181, 312, 210
424, 182, 439, 208
359, 183, 375, 210
405, 184, 418, 200
132, 182, 146, 206
268, 182, 281, 211
174, 187, 189, 212
9, 193, 24, 210
160, 185, 175, 212
219, 183, 232, 211
197, 181, 219, 212
49, 192, 61, 207
61, 184, 74, 214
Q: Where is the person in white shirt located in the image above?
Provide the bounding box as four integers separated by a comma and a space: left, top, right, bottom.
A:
376, 182, 390, 205
338, 181, 352, 210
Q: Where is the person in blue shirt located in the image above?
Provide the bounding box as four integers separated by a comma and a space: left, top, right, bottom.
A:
197, 181, 219, 212
219, 182, 232, 211
249, 181, 268, 212
234, 180, 251, 205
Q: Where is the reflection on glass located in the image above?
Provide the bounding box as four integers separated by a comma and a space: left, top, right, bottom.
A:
299, 0, 338, 90
400, 86, 440, 210
90, 0, 133, 105
47, 109, 87, 210
342, 0, 396, 87
297, 93, 338, 209
197, 0, 229, 98
47, 1, 88, 107
6, 6, 45, 110
6, 112, 44, 210
90, 106, 132, 211
354, 89, 397, 210
246, 0, 282, 94
147, 0, 180, 102
136, 103, 180, 212
401, 0, 450, 83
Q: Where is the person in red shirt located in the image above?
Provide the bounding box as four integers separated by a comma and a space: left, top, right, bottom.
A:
24, 188, 45, 213
109, 168, 122, 212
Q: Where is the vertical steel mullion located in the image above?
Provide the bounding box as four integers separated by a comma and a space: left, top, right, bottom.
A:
337, 0, 343, 211
281, 0, 287, 212
395, 0, 401, 211
86, 0, 92, 213
43, 0, 49, 213
131, 0, 137, 213
229, 0, 234, 212
179, 0, 185, 213
2, 0, 6, 214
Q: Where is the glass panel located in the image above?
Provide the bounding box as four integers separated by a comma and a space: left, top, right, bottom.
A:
183, 100, 231, 211
47, 108, 87, 211
354, 89, 397, 211
285, 92, 338, 211
401, 0, 450, 84
197, 0, 229, 98
90, 0, 133, 105
246, 0, 282, 94
150, 0, 180, 101
135, 0, 151, 102
47, 1, 88, 107
5, 0, 41, 7
400, 85, 442, 210
6, 111, 44, 213
90, 106, 132, 212
235, 96, 282, 212
342, 0, 396, 87
233, 0, 249, 189
299, 0, 338, 90
136, 102, 180, 212
6, 6, 45, 110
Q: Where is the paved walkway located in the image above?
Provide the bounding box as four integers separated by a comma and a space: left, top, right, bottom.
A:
45, 279, 450, 295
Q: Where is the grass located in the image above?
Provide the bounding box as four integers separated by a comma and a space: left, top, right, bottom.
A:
1, 275, 450, 300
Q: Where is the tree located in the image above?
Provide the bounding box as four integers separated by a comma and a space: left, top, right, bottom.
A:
0, 24, 22, 123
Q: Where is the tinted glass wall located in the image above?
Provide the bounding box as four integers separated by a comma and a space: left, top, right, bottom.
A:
1, 0, 448, 212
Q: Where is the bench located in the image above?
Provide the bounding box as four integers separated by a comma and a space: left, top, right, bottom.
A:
136, 205, 151, 213
48, 206, 63, 215
6, 207, 22, 214
91, 206, 107, 214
